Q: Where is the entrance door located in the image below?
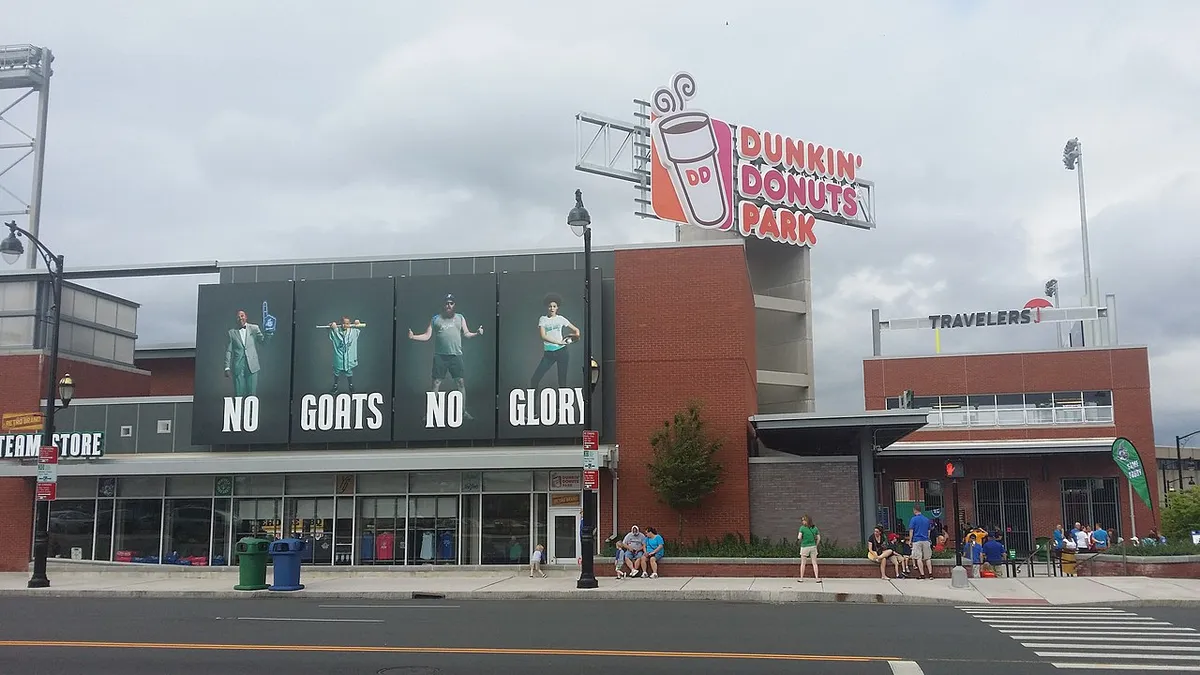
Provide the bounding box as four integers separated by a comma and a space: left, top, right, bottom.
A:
547, 509, 580, 565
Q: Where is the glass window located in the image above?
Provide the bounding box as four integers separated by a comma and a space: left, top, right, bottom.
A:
482, 494, 531, 565
463, 471, 482, 492
166, 476, 213, 497
163, 498, 212, 563
117, 476, 164, 498
912, 396, 939, 409
1084, 391, 1114, 423
533, 471, 550, 492
1024, 393, 1053, 424
95, 500, 114, 561
0, 281, 36, 311
995, 394, 1025, 425
233, 497, 282, 546
212, 498, 231, 566
409, 471, 460, 494
356, 472, 407, 494
462, 494, 481, 564
116, 303, 137, 333
968, 395, 997, 426
1053, 391, 1084, 424
234, 474, 284, 496
1084, 390, 1112, 407
93, 330, 116, 361
285, 474, 334, 495
48, 499, 95, 560
937, 396, 968, 426
407, 495, 458, 564
885, 397, 900, 410
1060, 478, 1120, 541
483, 470, 533, 493
0, 316, 35, 347
56, 476, 97, 499
534, 493, 548, 558
114, 499, 163, 563
72, 291, 97, 322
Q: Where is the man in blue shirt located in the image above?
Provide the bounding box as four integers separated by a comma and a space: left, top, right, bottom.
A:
982, 534, 1007, 576
1091, 523, 1109, 550
908, 507, 933, 580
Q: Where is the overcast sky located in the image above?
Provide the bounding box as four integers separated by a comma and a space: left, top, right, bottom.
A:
2, 1, 1197, 446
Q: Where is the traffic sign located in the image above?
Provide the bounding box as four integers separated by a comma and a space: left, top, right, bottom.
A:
35, 483, 56, 501
583, 469, 599, 491
582, 430, 599, 451
36, 463, 57, 484
582, 450, 599, 471
38, 445, 58, 464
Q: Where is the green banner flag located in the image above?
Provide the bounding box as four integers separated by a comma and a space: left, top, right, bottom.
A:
1112, 437, 1153, 511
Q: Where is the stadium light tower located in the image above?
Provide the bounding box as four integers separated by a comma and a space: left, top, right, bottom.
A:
0, 44, 54, 269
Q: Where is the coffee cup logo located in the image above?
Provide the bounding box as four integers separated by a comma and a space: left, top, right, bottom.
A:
650, 73, 730, 229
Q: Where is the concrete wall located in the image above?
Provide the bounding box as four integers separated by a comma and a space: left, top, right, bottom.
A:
749, 457, 861, 546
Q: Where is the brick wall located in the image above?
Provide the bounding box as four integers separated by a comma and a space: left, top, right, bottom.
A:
864, 347, 1158, 544
749, 459, 860, 546
613, 245, 756, 544
0, 353, 151, 572
134, 357, 195, 396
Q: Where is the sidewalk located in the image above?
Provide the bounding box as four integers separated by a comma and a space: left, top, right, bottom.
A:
2, 566, 1199, 606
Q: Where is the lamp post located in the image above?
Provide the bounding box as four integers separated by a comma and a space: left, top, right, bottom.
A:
568, 189, 599, 590
1177, 430, 1200, 498
1063, 138, 1094, 345
2, 220, 75, 589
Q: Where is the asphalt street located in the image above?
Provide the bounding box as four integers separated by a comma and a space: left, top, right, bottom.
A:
0, 597, 1194, 674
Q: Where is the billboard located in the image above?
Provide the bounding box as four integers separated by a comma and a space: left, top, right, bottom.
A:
394, 274, 497, 442
290, 278, 395, 443
496, 270, 599, 440
649, 71, 876, 247
192, 282, 294, 445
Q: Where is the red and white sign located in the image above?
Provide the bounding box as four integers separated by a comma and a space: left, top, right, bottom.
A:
582, 430, 599, 451
35, 482, 56, 501
583, 469, 599, 491
38, 445, 59, 464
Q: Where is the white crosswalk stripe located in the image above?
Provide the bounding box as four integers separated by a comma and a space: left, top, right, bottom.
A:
958, 605, 1200, 672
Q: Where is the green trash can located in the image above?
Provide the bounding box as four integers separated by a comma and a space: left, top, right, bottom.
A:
234, 537, 271, 591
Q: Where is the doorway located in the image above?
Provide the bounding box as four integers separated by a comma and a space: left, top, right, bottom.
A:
547, 508, 580, 565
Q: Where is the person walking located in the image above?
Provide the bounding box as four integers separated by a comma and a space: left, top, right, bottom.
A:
797, 514, 822, 583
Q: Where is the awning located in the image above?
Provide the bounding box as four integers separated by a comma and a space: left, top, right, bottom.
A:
749, 409, 931, 456
879, 437, 1117, 457
0, 444, 616, 477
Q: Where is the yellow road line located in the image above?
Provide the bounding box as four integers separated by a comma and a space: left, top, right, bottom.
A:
0, 640, 896, 662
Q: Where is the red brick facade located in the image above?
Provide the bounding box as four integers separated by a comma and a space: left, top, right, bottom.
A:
612, 245, 757, 541
0, 353, 151, 571
133, 357, 194, 396
863, 347, 1158, 545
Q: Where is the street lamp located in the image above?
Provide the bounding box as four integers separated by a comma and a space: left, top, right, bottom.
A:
1062, 138, 1094, 328
1176, 430, 1200, 498
567, 190, 599, 590
2, 220, 72, 589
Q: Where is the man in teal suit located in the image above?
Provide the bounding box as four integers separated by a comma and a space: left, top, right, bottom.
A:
224, 309, 271, 396
329, 316, 365, 394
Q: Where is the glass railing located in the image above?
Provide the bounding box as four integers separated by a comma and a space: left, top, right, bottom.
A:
925, 406, 1114, 428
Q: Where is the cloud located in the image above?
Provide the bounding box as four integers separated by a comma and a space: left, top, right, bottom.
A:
3, 0, 1198, 444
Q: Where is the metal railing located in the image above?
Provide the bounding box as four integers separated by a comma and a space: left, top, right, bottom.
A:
925, 405, 1114, 428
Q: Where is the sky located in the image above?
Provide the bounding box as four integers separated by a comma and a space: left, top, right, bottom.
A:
1, 1, 1197, 446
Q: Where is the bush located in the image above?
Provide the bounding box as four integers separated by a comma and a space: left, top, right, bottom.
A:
1161, 487, 1200, 545
1109, 541, 1200, 557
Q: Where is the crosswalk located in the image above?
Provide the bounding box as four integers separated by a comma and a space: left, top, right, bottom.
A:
959, 605, 1200, 672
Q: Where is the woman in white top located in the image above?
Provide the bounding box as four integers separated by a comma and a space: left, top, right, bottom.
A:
529, 294, 580, 389
1074, 527, 1092, 551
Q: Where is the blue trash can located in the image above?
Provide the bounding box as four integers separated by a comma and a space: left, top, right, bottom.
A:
268, 538, 306, 591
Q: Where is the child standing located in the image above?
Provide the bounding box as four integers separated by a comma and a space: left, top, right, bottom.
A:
966, 533, 983, 578
614, 541, 628, 579
530, 544, 547, 578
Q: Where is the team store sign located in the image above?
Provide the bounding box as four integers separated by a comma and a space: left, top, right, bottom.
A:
649, 71, 874, 248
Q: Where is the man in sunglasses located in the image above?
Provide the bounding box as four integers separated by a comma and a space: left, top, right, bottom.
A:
409, 294, 484, 420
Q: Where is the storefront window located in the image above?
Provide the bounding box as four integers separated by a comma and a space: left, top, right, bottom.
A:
285, 497, 335, 564
483, 471, 533, 492
534, 493, 548, 558
408, 496, 458, 564
114, 499, 163, 563
95, 500, 114, 561
410, 472, 460, 494
462, 494, 481, 564
359, 497, 406, 564
48, 500, 95, 560
482, 494, 531, 565
234, 497, 282, 547
163, 498, 212, 565
212, 498, 231, 565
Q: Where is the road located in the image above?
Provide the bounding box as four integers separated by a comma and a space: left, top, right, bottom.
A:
0, 597, 1196, 674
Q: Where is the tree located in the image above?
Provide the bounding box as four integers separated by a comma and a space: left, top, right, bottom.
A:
646, 402, 724, 542
1161, 487, 1200, 544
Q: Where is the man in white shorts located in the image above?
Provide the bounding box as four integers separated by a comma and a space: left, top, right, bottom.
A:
907, 506, 934, 580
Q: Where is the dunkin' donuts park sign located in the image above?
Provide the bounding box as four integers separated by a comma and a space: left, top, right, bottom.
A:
649, 71, 876, 247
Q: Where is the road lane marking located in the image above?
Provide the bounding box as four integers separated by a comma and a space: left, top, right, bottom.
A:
1051, 664, 1200, 672
317, 605, 460, 609
888, 660, 924, 674
1008, 636, 1200, 643
1023, 644, 1200, 652
1035, 652, 1200, 661
232, 617, 384, 623
0, 640, 896, 663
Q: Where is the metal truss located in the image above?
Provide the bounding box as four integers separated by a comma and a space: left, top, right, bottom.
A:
0, 44, 53, 269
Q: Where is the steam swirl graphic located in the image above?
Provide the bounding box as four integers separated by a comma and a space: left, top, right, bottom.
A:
653, 87, 677, 115
671, 72, 696, 105
652, 72, 698, 116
